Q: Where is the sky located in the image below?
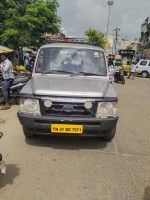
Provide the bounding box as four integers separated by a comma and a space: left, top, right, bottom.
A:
58, 0, 150, 40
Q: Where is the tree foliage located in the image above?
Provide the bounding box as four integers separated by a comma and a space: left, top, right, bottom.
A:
0, 0, 61, 49
85, 28, 106, 48
126, 46, 132, 50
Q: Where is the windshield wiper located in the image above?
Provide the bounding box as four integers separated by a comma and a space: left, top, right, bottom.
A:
78, 72, 103, 76
43, 70, 103, 76
43, 70, 76, 74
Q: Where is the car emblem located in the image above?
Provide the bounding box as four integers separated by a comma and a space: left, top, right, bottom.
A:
63, 104, 74, 112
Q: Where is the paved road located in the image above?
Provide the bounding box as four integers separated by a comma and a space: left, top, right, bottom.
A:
0, 77, 150, 200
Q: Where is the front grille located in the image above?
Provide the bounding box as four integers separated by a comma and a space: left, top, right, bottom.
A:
34, 120, 100, 126
41, 101, 96, 117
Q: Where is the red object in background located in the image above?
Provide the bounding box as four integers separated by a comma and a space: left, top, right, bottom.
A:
17, 88, 21, 93
14, 70, 21, 75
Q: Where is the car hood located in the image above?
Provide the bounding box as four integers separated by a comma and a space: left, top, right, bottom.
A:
31, 75, 109, 98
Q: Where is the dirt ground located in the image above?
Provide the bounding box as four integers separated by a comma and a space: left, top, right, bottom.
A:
0, 76, 150, 200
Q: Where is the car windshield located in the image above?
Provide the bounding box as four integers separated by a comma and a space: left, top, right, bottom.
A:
35, 47, 107, 76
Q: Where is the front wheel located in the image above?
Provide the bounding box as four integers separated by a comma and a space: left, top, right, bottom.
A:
14, 97, 20, 105
102, 126, 116, 142
23, 126, 35, 138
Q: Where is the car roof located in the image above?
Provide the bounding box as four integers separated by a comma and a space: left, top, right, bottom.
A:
139, 59, 150, 62
40, 42, 104, 52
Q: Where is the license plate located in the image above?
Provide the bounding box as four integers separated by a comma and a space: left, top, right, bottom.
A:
51, 124, 83, 134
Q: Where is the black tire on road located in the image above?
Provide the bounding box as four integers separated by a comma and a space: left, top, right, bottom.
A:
121, 76, 125, 84
102, 126, 116, 142
141, 71, 148, 78
23, 126, 35, 138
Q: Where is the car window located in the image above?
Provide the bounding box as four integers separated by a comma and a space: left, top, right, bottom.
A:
35, 47, 107, 76
140, 61, 148, 66
148, 62, 150, 66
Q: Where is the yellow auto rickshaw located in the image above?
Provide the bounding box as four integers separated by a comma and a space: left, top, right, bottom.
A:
121, 60, 131, 73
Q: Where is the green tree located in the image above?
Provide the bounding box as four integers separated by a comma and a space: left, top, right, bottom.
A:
126, 46, 132, 50
85, 28, 106, 48
0, 0, 61, 49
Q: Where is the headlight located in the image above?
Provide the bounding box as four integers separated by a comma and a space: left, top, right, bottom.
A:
96, 102, 117, 118
20, 98, 41, 115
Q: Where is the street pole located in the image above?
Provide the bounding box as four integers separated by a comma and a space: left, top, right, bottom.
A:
114, 28, 120, 55
106, 1, 114, 48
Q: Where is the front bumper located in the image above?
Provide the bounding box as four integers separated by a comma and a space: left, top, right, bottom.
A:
17, 112, 118, 137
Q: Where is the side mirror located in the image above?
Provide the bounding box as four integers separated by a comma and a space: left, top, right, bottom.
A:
26, 64, 33, 73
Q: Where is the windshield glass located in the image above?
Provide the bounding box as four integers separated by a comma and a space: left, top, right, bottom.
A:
35, 47, 107, 76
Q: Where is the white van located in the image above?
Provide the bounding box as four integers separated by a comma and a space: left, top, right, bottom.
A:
136, 60, 150, 78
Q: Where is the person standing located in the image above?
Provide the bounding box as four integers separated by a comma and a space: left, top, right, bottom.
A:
29, 56, 36, 65
115, 63, 121, 81
13, 55, 19, 66
0, 53, 14, 110
108, 62, 115, 86
128, 63, 136, 80
24, 56, 29, 69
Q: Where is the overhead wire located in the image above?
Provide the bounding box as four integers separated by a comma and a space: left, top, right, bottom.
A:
119, 8, 150, 41
104, 1, 150, 41
109, 2, 150, 40
117, 8, 150, 30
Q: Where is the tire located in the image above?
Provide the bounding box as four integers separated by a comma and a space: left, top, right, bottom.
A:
121, 76, 125, 84
15, 97, 20, 105
103, 126, 116, 142
141, 71, 148, 78
13, 90, 21, 105
23, 126, 35, 138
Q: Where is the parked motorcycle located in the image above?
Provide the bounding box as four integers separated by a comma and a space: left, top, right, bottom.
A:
0, 76, 30, 104
0, 132, 6, 175
115, 71, 125, 84
26, 63, 34, 73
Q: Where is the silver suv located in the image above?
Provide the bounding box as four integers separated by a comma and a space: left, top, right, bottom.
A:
17, 42, 118, 141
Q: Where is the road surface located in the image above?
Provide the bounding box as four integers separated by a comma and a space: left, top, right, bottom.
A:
0, 77, 150, 200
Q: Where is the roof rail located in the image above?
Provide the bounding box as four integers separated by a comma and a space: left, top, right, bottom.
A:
43, 38, 100, 47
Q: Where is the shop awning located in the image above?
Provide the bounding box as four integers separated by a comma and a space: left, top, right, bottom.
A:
0, 46, 14, 53
23, 47, 32, 52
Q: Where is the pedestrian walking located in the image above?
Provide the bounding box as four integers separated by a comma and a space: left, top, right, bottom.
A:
0, 53, 14, 110
128, 63, 136, 80
108, 62, 115, 86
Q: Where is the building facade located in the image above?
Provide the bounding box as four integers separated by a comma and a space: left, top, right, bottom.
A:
106, 34, 115, 55
140, 17, 150, 58
118, 39, 139, 51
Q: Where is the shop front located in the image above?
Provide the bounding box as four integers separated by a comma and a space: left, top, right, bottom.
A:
119, 50, 135, 71
119, 50, 135, 61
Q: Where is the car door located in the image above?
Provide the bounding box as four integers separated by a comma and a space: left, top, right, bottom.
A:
148, 61, 150, 73
139, 60, 148, 72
